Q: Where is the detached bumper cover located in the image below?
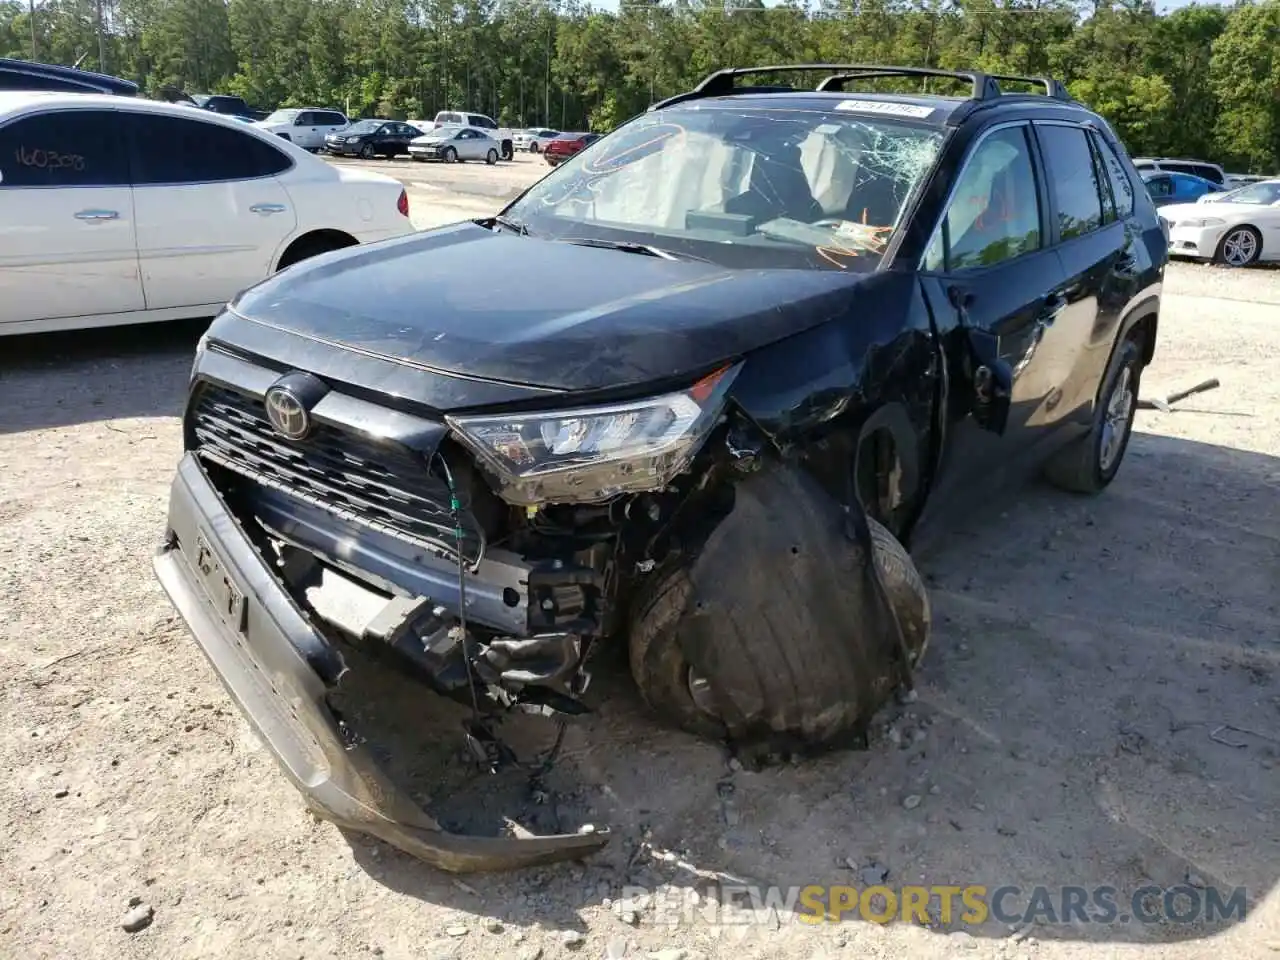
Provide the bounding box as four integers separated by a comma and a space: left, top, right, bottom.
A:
153, 453, 610, 872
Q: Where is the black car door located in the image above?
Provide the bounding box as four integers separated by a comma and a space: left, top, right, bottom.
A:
1030, 120, 1130, 425
916, 121, 1077, 513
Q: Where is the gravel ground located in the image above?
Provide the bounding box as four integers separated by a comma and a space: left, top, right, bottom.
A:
1, 213, 1278, 960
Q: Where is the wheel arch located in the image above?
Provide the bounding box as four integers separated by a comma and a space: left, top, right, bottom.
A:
274, 228, 359, 272
853, 402, 923, 537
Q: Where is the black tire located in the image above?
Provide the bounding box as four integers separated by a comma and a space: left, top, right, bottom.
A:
486, 148, 498, 165
359, 142, 375, 159
629, 501, 930, 749
442, 146, 457, 164
1214, 225, 1261, 267
501, 140, 513, 161
1043, 336, 1143, 493
530, 141, 540, 154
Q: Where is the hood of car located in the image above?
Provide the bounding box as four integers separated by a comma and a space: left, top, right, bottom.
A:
227, 221, 873, 394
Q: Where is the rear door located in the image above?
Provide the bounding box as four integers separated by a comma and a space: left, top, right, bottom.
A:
0, 106, 144, 328
126, 111, 298, 311
918, 121, 1081, 517
1030, 120, 1128, 423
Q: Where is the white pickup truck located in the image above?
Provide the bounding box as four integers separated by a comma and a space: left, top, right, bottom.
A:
418, 110, 514, 160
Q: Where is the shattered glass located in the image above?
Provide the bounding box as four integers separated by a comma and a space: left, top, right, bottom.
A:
507, 105, 946, 271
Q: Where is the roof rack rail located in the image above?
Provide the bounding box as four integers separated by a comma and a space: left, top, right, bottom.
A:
984, 72, 1072, 100
650, 63, 1072, 111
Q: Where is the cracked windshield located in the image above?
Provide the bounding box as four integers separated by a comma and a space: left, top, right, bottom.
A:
507, 105, 944, 271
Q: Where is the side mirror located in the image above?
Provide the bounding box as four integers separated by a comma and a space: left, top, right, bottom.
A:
294, 117, 308, 126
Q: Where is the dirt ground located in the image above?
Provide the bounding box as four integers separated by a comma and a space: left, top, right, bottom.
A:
1, 184, 1278, 960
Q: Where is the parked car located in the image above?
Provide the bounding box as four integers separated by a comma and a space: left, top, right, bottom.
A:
325, 119, 422, 158
190, 93, 259, 121
254, 108, 349, 151
0, 91, 413, 336
543, 131, 601, 165
407, 125, 501, 163
425, 110, 514, 159
153, 62, 1163, 874
1224, 172, 1269, 189
1131, 156, 1226, 186
0, 57, 137, 95
1165, 177, 1280, 266
1196, 177, 1280, 205
1141, 170, 1223, 207
513, 127, 560, 153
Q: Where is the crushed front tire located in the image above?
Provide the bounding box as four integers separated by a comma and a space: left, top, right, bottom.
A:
628, 466, 930, 755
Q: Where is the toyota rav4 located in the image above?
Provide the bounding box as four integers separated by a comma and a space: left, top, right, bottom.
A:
154, 64, 1165, 873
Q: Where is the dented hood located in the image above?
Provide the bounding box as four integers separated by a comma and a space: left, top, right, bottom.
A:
231, 221, 872, 392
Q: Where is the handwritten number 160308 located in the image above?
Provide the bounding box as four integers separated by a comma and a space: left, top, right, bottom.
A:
14, 146, 86, 172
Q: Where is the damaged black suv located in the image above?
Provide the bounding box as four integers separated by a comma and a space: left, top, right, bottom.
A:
154, 64, 1165, 872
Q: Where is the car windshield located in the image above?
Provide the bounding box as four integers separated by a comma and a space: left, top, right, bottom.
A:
345, 120, 382, 134
263, 109, 299, 124
505, 103, 945, 272
1216, 181, 1280, 205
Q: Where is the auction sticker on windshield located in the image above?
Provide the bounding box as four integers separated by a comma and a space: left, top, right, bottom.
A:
835, 100, 936, 119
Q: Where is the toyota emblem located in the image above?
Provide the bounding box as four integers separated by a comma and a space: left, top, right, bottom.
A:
265, 386, 311, 440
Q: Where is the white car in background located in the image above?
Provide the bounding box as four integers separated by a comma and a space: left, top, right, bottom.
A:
0, 92, 415, 336
254, 107, 349, 151
408, 125, 501, 164
512, 127, 560, 153
1165, 178, 1280, 266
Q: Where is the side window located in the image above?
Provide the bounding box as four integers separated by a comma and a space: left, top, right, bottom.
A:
0, 109, 128, 187
923, 125, 1042, 272
295, 112, 314, 126
1035, 124, 1104, 240
129, 114, 292, 184
323, 112, 346, 127
1146, 176, 1172, 198
1092, 133, 1135, 218
1195, 164, 1222, 184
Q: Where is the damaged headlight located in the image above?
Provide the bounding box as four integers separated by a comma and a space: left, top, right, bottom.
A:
447, 363, 741, 505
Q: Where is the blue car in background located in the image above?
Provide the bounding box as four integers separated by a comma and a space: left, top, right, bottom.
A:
1142, 170, 1224, 207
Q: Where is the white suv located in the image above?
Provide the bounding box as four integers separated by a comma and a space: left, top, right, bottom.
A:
0, 92, 415, 336
255, 108, 349, 151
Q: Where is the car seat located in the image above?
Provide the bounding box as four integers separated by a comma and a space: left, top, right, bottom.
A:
722, 144, 824, 223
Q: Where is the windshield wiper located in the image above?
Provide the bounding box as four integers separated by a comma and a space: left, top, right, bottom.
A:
492, 214, 530, 236
558, 237, 699, 261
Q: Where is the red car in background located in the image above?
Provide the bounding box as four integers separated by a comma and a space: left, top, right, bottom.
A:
544, 131, 602, 166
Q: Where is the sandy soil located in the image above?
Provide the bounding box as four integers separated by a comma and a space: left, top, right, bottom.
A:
1, 198, 1278, 960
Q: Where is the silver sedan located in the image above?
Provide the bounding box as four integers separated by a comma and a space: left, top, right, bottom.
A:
408, 126, 501, 164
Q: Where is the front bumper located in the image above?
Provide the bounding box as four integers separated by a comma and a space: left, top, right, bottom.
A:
153, 453, 610, 872
1167, 223, 1224, 259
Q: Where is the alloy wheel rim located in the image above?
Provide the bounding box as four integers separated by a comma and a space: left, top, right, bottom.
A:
1224, 229, 1257, 266
1099, 366, 1134, 473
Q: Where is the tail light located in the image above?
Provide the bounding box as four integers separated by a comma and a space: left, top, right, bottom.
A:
397, 188, 409, 217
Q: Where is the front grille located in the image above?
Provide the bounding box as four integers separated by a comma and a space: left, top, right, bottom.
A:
190, 382, 484, 565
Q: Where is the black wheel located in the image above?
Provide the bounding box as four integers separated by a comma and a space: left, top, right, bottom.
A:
530, 141, 540, 154
359, 142, 375, 159
442, 146, 457, 163
628, 473, 930, 751
1215, 225, 1261, 267
1043, 336, 1143, 493
501, 140, 513, 161
486, 148, 498, 165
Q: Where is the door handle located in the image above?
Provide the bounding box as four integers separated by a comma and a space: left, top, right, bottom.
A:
74, 209, 119, 222
250, 203, 287, 215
